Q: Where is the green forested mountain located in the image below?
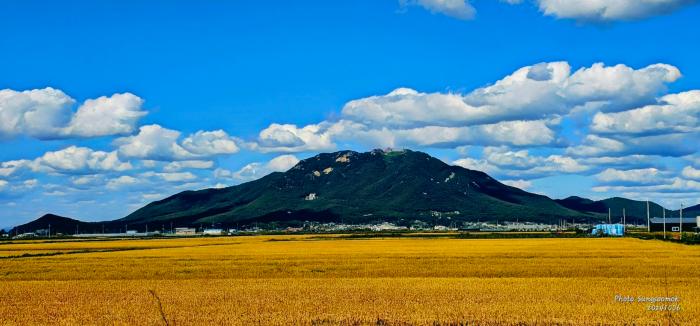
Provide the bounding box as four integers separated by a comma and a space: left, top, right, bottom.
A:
122, 149, 595, 226
18, 149, 680, 232
11, 214, 98, 235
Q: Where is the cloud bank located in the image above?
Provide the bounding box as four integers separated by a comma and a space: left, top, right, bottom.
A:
0, 88, 146, 139
401, 0, 697, 22
2, 60, 700, 224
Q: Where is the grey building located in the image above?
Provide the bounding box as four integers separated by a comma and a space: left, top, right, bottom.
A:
650, 217, 699, 232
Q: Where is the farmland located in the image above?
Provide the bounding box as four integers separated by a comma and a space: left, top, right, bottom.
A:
1, 235, 699, 325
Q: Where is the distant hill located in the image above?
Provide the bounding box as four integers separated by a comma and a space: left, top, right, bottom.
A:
669, 204, 700, 218
122, 149, 595, 227
10, 214, 99, 235
554, 196, 607, 214
555, 196, 667, 225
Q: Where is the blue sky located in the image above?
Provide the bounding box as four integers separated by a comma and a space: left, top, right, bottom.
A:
1, 0, 700, 228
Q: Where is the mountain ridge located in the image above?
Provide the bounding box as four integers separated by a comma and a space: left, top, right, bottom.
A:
555, 196, 669, 225
121, 149, 592, 226
10, 214, 98, 235
10, 149, 685, 233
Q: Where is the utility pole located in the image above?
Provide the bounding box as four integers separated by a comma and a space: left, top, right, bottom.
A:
48, 224, 51, 238
608, 208, 611, 224
663, 209, 666, 240
646, 200, 650, 232
622, 208, 626, 234
680, 203, 684, 240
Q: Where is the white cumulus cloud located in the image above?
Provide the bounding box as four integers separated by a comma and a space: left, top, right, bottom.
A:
681, 166, 700, 180
566, 135, 626, 157
452, 157, 499, 174
595, 168, 666, 185
141, 171, 198, 182
116, 124, 240, 161
35, 146, 132, 174
324, 119, 558, 149
400, 0, 476, 20
0, 87, 146, 139
0, 160, 33, 178
501, 179, 533, 189
0, 87, 74, 139
535, 0, 696, 22
163, 160, 214, 172
106, 175, 140, 189
486, 148, 588, 178
251, 123, 336, 153
217, 154, 300, 182
251, 62, 684, 155
406, 0, 695, 22
63, 93, 146, 137
593, 177, 700, 193
181, 130, 240, 156
590, 90, 700, 135
341, 62, 679, 128
453, 147, 590, 180
0, 146, 133, 180
116, 125, 191, 160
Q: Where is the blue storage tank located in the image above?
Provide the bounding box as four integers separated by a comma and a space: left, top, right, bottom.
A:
591, 224, 624, 236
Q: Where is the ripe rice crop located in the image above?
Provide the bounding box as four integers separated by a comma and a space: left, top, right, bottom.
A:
0, 236, 698, 325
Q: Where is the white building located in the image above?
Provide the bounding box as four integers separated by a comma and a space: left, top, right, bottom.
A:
175, 227, 197, 235
370, 222, 406, 231
14, 232, 37, 239
203, 229, 224, 235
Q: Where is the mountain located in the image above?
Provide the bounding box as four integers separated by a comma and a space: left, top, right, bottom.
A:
554, 196, 607, 213
670, 204, 700, 218
122, 149, 596, 227
23, 149, 674, 233
555, 196, 667, 224
10, 214, 99, 235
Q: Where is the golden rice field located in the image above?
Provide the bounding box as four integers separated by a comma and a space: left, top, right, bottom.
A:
1, 235, 699, 325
